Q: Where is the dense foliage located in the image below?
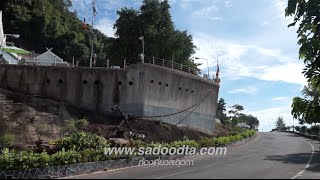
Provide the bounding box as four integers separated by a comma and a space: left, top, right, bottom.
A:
53, 131, 108, 151
285, 0, 320, 84
216, 98, 260, 129
0, 130, 256, 170
286, 0, 320, 126
0, 0, 196, 67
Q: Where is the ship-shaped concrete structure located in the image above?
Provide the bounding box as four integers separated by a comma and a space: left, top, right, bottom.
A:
0, 11, 220, 133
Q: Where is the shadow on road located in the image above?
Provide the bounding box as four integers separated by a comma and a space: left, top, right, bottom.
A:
264, 151, 320, 172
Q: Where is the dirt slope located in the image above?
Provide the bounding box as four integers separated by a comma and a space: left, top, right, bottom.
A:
0, 88, 230, 147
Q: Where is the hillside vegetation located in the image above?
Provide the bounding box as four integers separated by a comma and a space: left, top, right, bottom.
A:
0, 0, 197, 67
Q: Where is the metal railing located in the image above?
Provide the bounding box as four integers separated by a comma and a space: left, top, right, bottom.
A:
17, 55, 216, 82
143, 56, 201, 76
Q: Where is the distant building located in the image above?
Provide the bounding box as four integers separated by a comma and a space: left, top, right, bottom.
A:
21, 48, 69, 67
216, 118, 221, 124
236, 123, 250, 129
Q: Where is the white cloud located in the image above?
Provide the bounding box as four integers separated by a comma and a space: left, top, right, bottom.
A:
273, 0, 293, 25
256, 62, 305, 85
179, 0, 208, 10
224, 1, 232, 8
272, 97, 289, 101
260, 21, 269, 27
95, 18, 115, 38
192, 33, 307, 86
228, 86, 258, 94
192, 5, 222, 21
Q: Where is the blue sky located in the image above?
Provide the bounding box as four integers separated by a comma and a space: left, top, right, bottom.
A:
71, 0, 307, 132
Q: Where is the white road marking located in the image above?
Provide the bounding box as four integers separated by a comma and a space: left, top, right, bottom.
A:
291, 139, 315, 179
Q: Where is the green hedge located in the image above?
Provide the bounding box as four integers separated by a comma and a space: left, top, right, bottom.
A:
198, 130, 256, 147
0, 130, 256, 170
130, 130, 256, 149
53, 131, 109, 151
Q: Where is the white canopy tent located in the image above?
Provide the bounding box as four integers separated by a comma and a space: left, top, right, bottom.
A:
0, 11, 5, 48
22, 48, 69, 67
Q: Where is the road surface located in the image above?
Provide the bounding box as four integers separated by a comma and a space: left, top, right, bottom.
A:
67, 132, 320, 179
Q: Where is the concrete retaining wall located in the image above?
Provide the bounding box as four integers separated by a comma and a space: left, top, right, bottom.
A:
0, 63, 219, 132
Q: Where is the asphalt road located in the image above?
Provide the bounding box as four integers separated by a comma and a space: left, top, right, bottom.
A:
67, 132, 320, 179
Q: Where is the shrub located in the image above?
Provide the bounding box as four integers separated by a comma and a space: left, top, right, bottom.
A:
0, 148, 108, 171
295, 126, 301, 132
311, 126, 320, 135
170, 140, 199, 148
128, 139, 147, 148
199, 138, 216, 147
63, 118, 89, 133
53, 131, 108, 151
230, 127, 246, 135
0, 149, 51, 170
0, 133, 16, 148
307, 128, 312, 134
79, 148, 105, 162
50, 149, 81, 166
301, 126, 307, 133
35, 124, 49, 140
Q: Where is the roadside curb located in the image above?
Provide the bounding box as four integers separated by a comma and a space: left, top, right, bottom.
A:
0, 134, 257, 179
289, 131, 320, 141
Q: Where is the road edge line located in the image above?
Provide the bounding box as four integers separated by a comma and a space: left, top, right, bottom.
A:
291, 138, 315, 179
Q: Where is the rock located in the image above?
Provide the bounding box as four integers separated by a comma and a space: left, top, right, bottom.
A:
109, 138, 130, 147
134, 133, 146, 140
123, 131, 134, 139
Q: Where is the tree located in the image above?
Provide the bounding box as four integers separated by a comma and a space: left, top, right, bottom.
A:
1, 0, 111, 66
112, 0, 196, 65
285, 0, 320, 84
301, 125, 307, 133
275, 116, 286, 131
228, 104, 244, 117
238, 114, 260, 129
216, 98, 228, 124
291, 81, 320, 125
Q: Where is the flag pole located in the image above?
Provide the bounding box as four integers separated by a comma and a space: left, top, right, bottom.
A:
90, 17, 93, 68
90, 0, 96, 68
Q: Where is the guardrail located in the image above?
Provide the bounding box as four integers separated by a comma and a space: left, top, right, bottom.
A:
143, 56, 200, 75
96, 57, 215, 81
